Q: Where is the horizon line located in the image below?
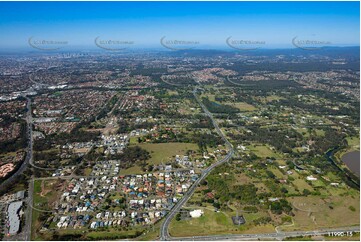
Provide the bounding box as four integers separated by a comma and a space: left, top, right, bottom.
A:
0, 45, 359, 54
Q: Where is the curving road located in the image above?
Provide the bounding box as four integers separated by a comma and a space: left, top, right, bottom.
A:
0, 97, 33, 191
170, 226, 360, 241
160, 87, 235, 240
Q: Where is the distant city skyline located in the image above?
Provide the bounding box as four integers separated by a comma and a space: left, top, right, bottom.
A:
0, 1, 359, 51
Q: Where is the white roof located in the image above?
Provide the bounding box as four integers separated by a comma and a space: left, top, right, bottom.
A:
7, 201, 23, 235
190, 209, 204, 218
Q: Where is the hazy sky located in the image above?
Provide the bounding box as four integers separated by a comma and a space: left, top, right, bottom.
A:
0, 1, 359, 50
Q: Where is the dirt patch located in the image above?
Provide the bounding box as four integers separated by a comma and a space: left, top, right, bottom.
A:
40, 180, 51, 197
40, 179, 66, 206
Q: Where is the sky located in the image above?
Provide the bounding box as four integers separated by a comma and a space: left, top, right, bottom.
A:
0, 1, 359, 50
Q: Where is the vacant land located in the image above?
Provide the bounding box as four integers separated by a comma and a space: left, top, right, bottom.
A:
137, 142, 199, 164
246, 144, 282, 159
120, 142, 198, 175
287, 195, 360, 231
32, 179, 66, 240
169, 206, 274, 237
225, 102, 257, 111
33, 226, 143, 241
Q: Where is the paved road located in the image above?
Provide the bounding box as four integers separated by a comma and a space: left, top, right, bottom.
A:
24, 178, 34, 240
24, 97, 34, 241
0, 97, 33, 191
172, 226, 360, 241
225, 75, 242, 86
160, 87, 235, 240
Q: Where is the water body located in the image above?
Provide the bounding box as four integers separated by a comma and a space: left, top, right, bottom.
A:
341, 150, 360, 177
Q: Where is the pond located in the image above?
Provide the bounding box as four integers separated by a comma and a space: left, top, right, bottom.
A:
341, 150, 360, 177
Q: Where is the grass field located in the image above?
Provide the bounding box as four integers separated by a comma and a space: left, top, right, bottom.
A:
134, 142, 198, 164
346, 136, 360, 149
33, 180, 63, 210
34, 227, 143, 241
246, 144, 282, 159
269, 167, 285, 179
294, 127, 325, 138
315, 129, 325, 136
169, 206, 275, 237
201, 94, 216, 102
120, 142, 198, 175
287, 195, 360, 231
86, 228, 143, 240
224, 102, 257, 111
294, 127, 327, 138
120, 165, 144, 176
233, 173, 253, 185
32, 179, 66, 240
129, 136, 138, 145
137, 221, 162, 241
292, 178, 314, 192
167, 90, 178, 96
337, 136, 360, 157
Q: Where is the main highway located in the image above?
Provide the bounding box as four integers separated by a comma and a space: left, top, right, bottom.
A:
0, 97, 33, 191
169, 226, 360, 241
160, 87, 235, 240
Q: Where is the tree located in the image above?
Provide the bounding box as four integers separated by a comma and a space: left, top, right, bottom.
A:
302, 189, 311, 196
